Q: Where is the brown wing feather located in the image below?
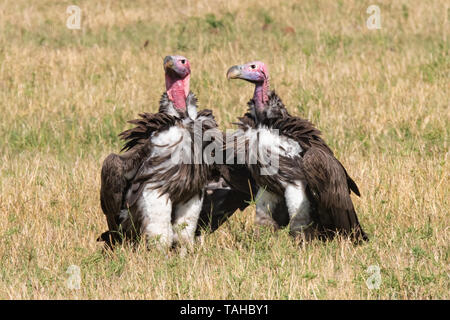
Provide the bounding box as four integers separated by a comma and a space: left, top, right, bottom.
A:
266, 114, 361, 198
99, 143, 153, 245
100, 153, 126, 230
119, 112, 179, 152
301, 147, 368, 241
193, 123, 259, 235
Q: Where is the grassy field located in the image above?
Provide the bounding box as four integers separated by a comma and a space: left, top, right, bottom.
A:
0, 0, 448, 299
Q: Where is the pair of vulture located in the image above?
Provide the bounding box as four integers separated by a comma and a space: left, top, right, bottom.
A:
99, 55, 368, 249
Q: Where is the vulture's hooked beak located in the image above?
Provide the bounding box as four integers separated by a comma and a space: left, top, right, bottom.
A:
163, 56, 175, 72
226, 65, 242, 80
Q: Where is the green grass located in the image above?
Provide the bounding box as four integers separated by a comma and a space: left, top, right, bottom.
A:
0, 0, 448, 299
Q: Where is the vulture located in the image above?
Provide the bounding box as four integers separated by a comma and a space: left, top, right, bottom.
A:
225, 61, 368, 242
99, 55, 222, 249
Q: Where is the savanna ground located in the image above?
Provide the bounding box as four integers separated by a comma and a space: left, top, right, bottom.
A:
0, 0, 448, 299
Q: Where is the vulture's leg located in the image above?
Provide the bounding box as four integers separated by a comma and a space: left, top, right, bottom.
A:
172, 193, 204, 247
284, 181, 315, 239
137, 185, 173, 249
254, 188, 280, 229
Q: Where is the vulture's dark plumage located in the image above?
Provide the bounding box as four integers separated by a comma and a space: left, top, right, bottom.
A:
226, 61, 368, 242
99, 56, 228, 248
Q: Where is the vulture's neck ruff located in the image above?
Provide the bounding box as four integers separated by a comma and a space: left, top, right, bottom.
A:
165, 73, 190, 111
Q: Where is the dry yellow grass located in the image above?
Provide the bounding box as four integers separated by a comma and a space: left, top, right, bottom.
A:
0, 0, 448, 299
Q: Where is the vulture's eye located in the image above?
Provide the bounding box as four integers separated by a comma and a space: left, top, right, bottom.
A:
250, 64, 257, 69
180, 59, 186, 64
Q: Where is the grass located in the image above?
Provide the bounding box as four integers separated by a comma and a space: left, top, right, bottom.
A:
0, 0, 448, 299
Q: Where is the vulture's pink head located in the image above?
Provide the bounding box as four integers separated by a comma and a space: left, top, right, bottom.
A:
164, 55, 191, 110
226, 61, 268, 83
227, 61, 270, 108
164, 55, 191, 79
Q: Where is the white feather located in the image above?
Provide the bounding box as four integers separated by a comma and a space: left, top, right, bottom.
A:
284, 181, 311, 225
172, 193, 204, 245
138, 184, 173, 249
253, 126, 302, 158
187, 104, 198, 119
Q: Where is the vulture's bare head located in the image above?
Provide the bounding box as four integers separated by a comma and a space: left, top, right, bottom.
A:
226, 61, 268, 83
164, 55, 191, 110
227, 61, 270, 109
164, 55, 191, 79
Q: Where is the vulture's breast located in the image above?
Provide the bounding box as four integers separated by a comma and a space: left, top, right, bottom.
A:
132, 120, 211, 205
244, 125, 303, 160
150, 123, 190, 161
243, 125, 304, 195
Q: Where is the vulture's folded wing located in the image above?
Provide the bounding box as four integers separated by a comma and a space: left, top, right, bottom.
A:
301, 147, 368, 241
100, 154, 127, 229
99, 153, 129, 246
99, 112, 178, 244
